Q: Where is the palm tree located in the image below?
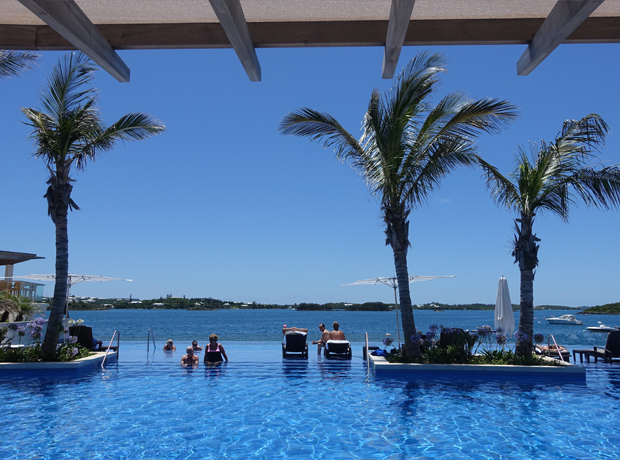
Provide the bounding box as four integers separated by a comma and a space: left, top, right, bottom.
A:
479, 114, 620, 356
278, 52, 517, 356
21, 53, 165, 358
0, 50, 38, 79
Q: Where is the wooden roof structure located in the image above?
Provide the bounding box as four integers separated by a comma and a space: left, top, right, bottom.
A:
0, 250, 43, 267
1, 0, 618, 82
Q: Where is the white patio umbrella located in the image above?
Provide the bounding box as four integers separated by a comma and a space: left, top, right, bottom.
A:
494, 276, 515, 336
14, 274, 132, 317
341, 275, 455, 348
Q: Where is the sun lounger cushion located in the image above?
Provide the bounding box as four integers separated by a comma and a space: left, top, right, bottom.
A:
326, 340, 350, 352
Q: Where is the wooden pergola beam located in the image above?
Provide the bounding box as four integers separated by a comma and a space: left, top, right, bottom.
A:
3, 18, 620, 52
517, 0, 605, 75
208, 0, 261, 82
382, 0, 416, 79
16, 0, 130, 82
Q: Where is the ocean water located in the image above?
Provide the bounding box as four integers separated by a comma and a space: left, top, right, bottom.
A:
71, 308, 616, 347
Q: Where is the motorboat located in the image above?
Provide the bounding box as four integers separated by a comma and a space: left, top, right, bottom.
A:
587, 321, 620, 332
544, 314, 583, 325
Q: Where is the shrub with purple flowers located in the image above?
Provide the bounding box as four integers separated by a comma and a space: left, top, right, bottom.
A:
514, 330, 528, 343
386, 324, 546, 366
0, 318, 90, 362
55, 336, 90, 362
534, 333, 544, 344
382, 334, 394, 350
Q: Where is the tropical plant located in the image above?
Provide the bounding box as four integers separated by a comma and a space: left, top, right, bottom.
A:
0, 50, 38, 80
0, 291, 41, 322
479, 114, 620, 356
21, 52, 165, 358
278, 52, 517, 356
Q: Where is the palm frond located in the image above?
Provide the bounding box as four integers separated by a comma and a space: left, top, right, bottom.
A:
278, 108, 368, 167
570, 166, 620, 209
556, 113, 609, 155
478, 156, 521, 210
39, 52, 97, 120
0, 50, 38, 79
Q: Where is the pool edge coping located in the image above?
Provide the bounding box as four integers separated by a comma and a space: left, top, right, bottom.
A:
369, 354, 586, 379
0, 351, 117, 372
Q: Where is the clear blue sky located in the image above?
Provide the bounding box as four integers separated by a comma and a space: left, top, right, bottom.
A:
2, 43, 619, 307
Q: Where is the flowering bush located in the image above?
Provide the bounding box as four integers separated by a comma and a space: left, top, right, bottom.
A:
382, 334, 393, 350
534, 333, 544, 344
388, 324, 546, 366
56, 335, 89, 362
0, 317, 90, 363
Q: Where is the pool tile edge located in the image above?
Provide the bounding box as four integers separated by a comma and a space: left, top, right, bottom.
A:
369, 355, 586, 381
0, 351, 117, 375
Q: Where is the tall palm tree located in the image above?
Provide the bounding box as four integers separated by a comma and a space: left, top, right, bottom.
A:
0, 50, 38, 79
21, 53, 165, 358
479, 114, 620, 356
278, 52, 517, 356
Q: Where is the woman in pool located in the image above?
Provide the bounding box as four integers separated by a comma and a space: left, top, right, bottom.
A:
204, 333, 228, 366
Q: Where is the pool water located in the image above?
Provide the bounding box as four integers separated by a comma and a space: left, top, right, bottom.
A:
1, 342, 620, 459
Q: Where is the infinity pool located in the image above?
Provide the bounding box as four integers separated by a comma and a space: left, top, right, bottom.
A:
1, 342, 619, 459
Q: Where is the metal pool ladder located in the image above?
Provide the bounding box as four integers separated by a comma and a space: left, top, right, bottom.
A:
101, 330, 120, 369
147, 329, 156, 352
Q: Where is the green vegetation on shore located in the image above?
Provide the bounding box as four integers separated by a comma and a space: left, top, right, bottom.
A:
580, 302, 620, 315
65, 297, 578, 312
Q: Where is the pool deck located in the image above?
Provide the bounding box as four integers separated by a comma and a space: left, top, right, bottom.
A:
369, 354, 587, 381
0, 351, 117, 376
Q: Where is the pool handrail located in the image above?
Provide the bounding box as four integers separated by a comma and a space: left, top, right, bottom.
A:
147, 329, 156, 352
101, 330, 120, 369
548, 334, 566, 363
365, 332, 369, 371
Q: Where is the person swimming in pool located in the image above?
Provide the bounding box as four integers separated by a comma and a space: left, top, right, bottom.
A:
204, 333, 228, 366
181, 346, 199, 366
163, 339, 176, 351
192, 340, 203, 351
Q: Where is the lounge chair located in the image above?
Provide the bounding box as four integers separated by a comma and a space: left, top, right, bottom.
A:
591, 330, 620, 363
282, 330, 308, 359
324, 340, 352, 359
69, 325, 117, 352
535, 344, 570, 362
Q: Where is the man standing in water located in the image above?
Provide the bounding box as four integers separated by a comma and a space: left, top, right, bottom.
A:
181, 346, 199, 365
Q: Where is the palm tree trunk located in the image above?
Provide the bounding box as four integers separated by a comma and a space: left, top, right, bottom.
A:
516, 268, 534, 356
385, 207, 420, 357
393, 248, 420, 356
41, 206, 69, 357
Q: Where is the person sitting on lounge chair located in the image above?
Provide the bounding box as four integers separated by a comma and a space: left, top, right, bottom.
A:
329, 321, 346, 340
312, 323, 330, 351
181, 346, 199, 365
205, 334, 228, 366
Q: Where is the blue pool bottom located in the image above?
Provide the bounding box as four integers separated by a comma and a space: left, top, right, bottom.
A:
1, 341, 619, 459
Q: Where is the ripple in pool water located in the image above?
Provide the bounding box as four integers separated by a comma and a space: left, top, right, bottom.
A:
1, 341, 619, 459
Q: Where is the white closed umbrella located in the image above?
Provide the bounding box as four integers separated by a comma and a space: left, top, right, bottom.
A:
494, 276, 515, 336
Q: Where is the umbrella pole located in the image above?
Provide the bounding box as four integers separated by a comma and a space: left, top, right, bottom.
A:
393, 285, 401, 349
65, 282, 70, 319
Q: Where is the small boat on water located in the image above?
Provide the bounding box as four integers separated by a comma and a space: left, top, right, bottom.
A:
587, 321, 620, 332
544, 314, 583, 325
